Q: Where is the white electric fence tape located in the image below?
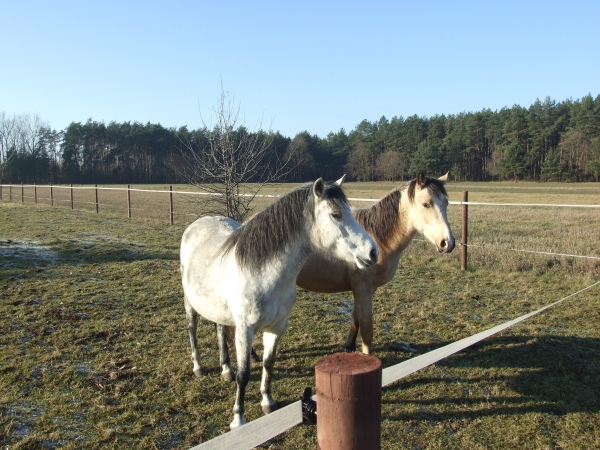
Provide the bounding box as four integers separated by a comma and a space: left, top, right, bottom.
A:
189, 401, 303, 450
382, 279, 599, 386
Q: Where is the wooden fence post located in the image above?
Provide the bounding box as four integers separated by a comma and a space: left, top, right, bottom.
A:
95, 184, 99, 213
461, 190, 468, 271
50, 183, 54, 206
315, 352, 382, 450
34, 184, 37, 203
169, 186, 174, 225
9, 184, 12, 201
127, 185, 131, 218
70, 184, 74, 209
0, 183, 2, 201
21, 183, 24, 203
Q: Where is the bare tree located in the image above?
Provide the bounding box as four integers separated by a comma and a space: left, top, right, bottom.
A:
0, 112, 56, 184
345, 142, 377, 181
174, 88, 295, 223
376, 151, 408, 182
0, 111, 17, 184
282, 133, 315, 182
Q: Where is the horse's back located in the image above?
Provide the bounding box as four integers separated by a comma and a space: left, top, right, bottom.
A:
181, 216, 241, 325
182, 215, 238, 248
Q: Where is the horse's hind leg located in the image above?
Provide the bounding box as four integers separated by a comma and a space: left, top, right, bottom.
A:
251, 347, 262, 362
184, 296, 203, 376
230, 326, 254, 429
216, 323, 234, 382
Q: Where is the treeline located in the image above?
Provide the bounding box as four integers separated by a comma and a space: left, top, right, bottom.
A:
1, 94, 599, 184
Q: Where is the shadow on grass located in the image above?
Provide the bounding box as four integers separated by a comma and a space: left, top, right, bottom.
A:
0, 237, 178, 279
382, 334, 600, 419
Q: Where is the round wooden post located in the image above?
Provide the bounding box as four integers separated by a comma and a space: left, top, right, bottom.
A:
50, 183, 54, 206
70, 184, 74, 209
316, 352, 382, 450
127, 185, 131, 218
10, 183, 12, 201
169, 185, 174, 225
21, 183, 24, 203
34, 183, 37, 203
461, 191, 468, 271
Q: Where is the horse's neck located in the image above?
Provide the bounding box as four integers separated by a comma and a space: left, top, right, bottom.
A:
386, 198, 418, 256
259, 233, 312, 282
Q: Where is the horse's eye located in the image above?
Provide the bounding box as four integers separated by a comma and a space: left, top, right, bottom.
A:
423, 203, 430, 209
331, 212, 342, 220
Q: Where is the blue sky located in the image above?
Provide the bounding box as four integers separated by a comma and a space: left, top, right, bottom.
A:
1, 1, 599, 138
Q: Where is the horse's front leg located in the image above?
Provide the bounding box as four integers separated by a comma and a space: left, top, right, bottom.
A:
216, 323, 234, 382
230, 326, 254, 429
184, 296, 203, 376
356, 289, 374, 354
345, 287, 375, 354
260, 325, 285, 414
345, 311, 359, 353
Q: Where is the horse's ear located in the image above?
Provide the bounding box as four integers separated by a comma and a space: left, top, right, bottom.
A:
417, 171, 426, 187
313, 178, 325, 198
333, 174, 346, 187
438, 171, 449, 183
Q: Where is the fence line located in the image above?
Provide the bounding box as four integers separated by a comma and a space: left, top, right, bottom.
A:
191, 279, 600, 449
7, 185, 598, 262
451, 200, 600, 208
3, 184, 600, 207
3, 184, 599, 266
463, 243, 600, 261
0, 183, 283, 198
408, 238, 600, 262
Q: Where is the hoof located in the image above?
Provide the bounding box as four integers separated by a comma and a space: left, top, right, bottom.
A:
345, 344, 356, 353
230, 418, 245, 429
251, 348, 262, 362
193, 368, 203, 377
221, 370, 234, 382
261, 403, 277, 415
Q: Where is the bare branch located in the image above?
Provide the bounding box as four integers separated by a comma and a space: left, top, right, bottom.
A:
171, 88, 297, 223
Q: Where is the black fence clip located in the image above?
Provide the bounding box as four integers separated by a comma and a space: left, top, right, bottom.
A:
301, 387, 317, 424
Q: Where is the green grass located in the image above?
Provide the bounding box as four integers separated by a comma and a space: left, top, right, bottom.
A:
1, 182, 600, 449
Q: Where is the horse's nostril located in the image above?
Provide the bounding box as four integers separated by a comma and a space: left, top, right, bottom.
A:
370, 248, 378, 263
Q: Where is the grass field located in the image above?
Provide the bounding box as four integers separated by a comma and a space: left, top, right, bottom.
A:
1, 181, 599, 449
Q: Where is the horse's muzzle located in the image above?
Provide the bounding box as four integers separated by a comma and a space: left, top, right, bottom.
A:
356, 248, 379, 268
438, 238, 455, 253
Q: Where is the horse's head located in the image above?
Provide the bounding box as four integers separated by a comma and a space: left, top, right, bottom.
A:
311, 176, 378, 269
406, 171, 455, 253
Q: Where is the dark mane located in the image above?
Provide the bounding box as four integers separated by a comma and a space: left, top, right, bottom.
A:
354, 189, 402, 252
218, 181, 349, 272
354, 175, 447, 251
406, 176, 447, 202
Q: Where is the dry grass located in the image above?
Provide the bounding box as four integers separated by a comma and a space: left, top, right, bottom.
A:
1, 181, 599, 449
